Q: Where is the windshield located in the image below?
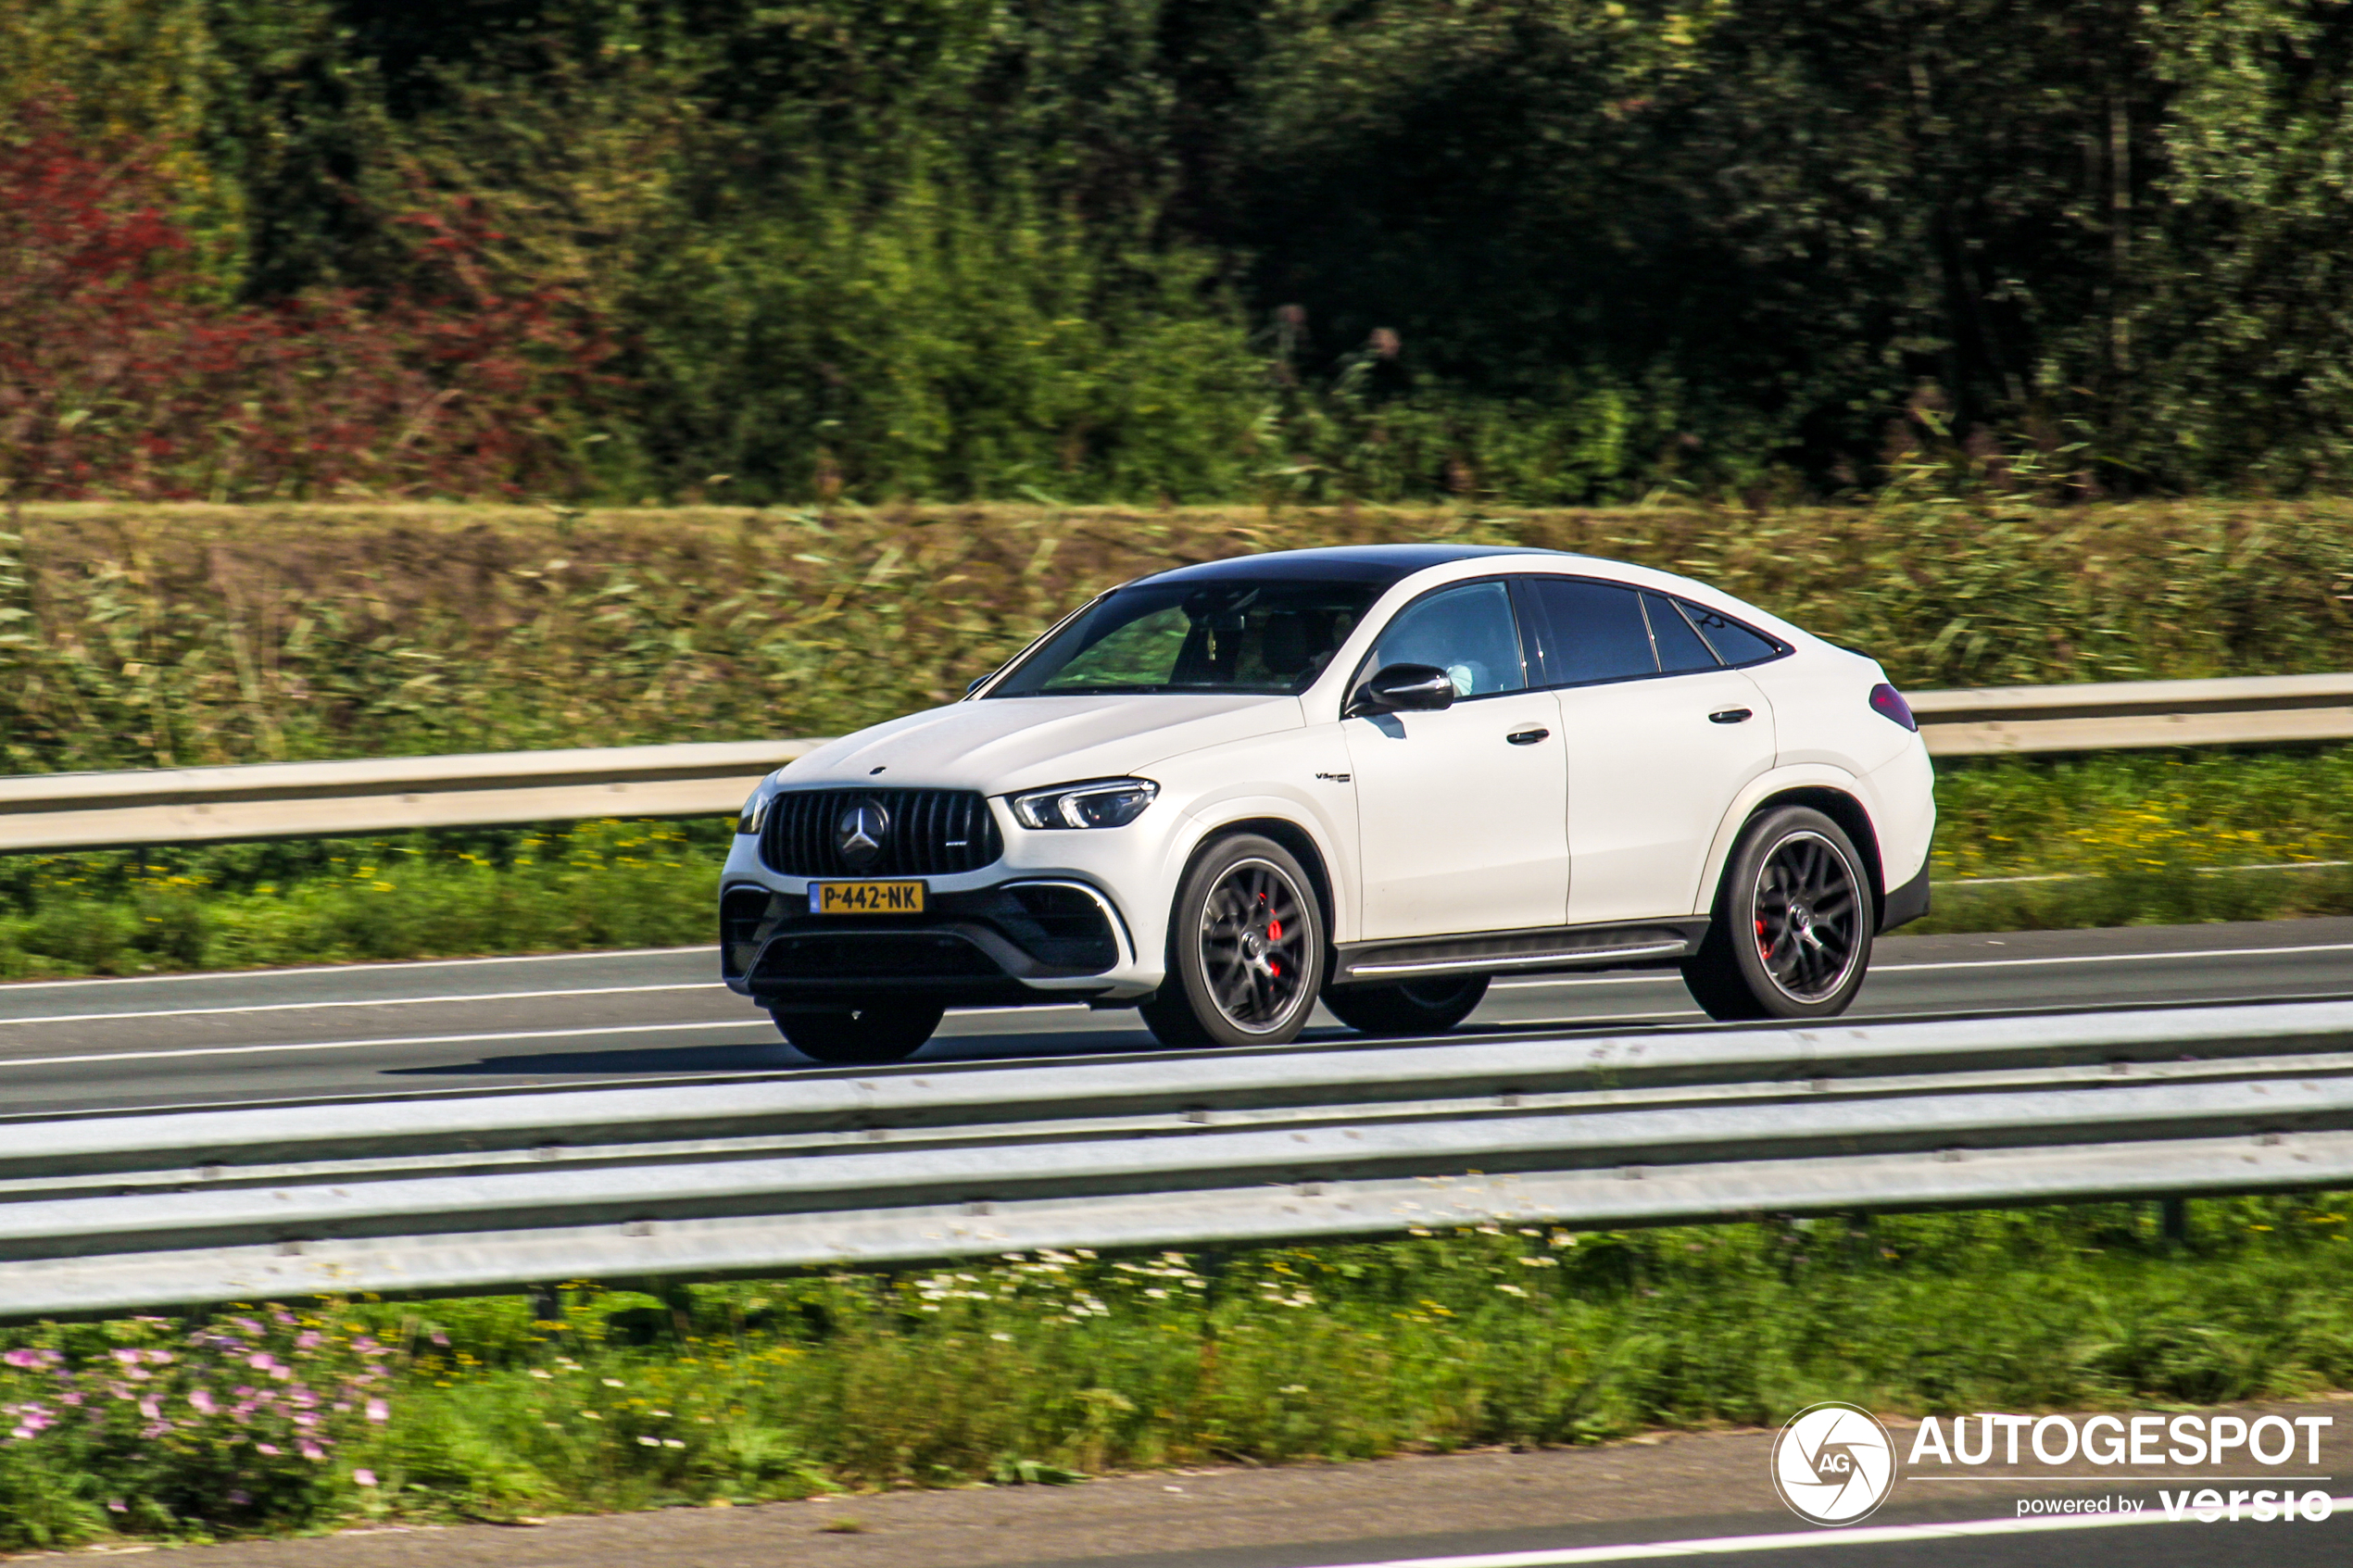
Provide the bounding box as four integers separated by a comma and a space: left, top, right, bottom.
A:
988, 579, 1384, 696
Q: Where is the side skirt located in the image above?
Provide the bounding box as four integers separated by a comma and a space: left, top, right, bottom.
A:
1331, 920, 1709, 985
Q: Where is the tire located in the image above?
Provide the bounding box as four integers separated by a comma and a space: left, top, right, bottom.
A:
1322, 974, 1490, 1037
1139, 834, 1327, 1048
770, 1000, 944, 1064
1681, 806, 1874, 1022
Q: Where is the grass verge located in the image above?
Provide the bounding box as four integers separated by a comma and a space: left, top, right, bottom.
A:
0, 820, 724, 979
2, 1199, 2349, 1548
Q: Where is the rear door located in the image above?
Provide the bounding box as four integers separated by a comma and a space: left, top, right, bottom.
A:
1516, 577, 1779, 926
1341, 579, 1570, 941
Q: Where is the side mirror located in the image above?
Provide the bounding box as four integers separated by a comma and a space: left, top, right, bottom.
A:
966, 674, 993, 697
1347, 662, 1457, 717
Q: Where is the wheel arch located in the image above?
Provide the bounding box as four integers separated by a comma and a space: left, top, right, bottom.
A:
1699, 776, 1886, 918
1746, 787, 1885, 907
1180, 815, 1340, 952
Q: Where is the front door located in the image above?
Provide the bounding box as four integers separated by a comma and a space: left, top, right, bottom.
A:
1342, 579, 1570, 941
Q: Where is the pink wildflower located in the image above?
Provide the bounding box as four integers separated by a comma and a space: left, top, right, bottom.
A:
352, 1469, 377, 1487
365, 1399, 388, 1424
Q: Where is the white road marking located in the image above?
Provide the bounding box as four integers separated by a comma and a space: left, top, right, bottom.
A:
1310, 1497, 2353, 1566
1488, 941, 2353, 992
1874, 941, 2353, 972
0, 983, 723, 1029
0, 1019, 774, 1071
0, 946, 702, 992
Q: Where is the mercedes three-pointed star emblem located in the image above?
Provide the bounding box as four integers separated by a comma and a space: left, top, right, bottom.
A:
836, 800, 889, 868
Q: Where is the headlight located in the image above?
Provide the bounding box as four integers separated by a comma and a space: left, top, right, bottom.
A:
736, 789, 773, 836
1010, 778, 1159, 830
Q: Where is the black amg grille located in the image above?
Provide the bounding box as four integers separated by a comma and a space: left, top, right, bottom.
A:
761, 789, 1003, 877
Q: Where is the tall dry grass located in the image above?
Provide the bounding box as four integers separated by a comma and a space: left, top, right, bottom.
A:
4, 495, 2349, 772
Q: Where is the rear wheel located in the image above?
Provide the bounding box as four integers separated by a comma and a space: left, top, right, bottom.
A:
770, 1000, 944, 1064
1682, 806, 1873, 1022
1140, 834, 1326, 1048
1321, 974, 1490, 1037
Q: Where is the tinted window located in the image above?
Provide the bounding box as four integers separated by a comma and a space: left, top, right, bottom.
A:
1523, 577, 1657, 685
1365, 580, 1527, 697
1678, 599, 1783, 666
1644, 593, 1720, 674
992, 579, 1381, 696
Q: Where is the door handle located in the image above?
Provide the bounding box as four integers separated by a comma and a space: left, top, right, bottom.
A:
1506, 727, 1551, 746
1708, 709, 1753, 724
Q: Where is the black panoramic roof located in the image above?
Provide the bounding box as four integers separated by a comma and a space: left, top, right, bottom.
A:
1133, 543, 1555, 589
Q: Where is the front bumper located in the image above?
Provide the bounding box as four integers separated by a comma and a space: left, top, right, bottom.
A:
720, 877, 1148, 1008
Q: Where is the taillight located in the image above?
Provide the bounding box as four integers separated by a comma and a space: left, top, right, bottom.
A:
1869, 683, 1918, 732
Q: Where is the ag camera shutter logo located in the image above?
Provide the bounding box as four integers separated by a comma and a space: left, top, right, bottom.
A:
1771, 1401, 1897, 1525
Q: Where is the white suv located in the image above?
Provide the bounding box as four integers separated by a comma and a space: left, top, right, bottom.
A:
721, 545, 1934, 1062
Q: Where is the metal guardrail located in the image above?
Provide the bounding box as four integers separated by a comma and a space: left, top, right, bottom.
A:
5, 999, 2352, 1318
0, 739, 821, 852
1915, 671, 2353, 757
0, 671, 2343, 852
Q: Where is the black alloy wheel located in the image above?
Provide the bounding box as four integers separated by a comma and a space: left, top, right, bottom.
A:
1681, 805, 1874, 1022
1321, 973, 1491, 1036
1141, 834, 1326, 1048
1754, 830, 1865, 1002
770, 1000, 945, 1064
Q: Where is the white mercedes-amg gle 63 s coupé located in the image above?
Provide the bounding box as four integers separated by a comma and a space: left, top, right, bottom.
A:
720, 545, 1935, 1063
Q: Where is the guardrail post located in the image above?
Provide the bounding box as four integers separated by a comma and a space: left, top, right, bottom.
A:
2159, 1197, 2189, 1246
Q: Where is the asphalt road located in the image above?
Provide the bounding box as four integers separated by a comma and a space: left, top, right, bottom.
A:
3, 917, 2351, 1119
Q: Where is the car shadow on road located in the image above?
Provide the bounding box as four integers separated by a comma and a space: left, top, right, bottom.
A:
376, 1026, 1174, 1077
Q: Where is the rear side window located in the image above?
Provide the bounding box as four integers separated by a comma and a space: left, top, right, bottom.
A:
1678, 599, 1785, 666
1643, 593, 1720, 674
1519, 577, 1657, 685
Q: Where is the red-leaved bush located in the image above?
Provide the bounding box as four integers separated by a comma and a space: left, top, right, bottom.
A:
0, 108, 607, 500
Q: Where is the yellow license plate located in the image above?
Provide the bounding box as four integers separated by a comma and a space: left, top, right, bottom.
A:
810, 880, 926, 915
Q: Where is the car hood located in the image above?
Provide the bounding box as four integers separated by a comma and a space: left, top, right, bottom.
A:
776, 694, 1304, 794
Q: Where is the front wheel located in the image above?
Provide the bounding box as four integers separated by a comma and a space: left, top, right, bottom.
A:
1139, 834, 1327, 1048
770, 1000, 944, 1064
1681, 806, 1874, 1022
1322, 974, 1490, 1037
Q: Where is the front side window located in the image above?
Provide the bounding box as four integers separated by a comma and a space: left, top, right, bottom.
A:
990, 579, 1382, 696
1364, 580, 1528, 697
